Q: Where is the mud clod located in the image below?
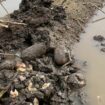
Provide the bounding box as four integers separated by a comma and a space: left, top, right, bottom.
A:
22, 43, 47, 60
101, 48, 105, 52
67, 73, 86, 90
0, 60, 16, 70
93, 35, 105, 42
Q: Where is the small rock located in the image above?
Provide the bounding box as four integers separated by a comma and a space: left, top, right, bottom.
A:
67, 73, 86, 89
93, 35, 105, 42
54, 45, 69, 65
21, 43, 47, 60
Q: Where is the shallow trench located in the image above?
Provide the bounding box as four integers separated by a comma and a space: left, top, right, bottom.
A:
73, 6, 105, 105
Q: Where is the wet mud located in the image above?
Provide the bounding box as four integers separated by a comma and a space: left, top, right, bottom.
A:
0, 0, 104, 105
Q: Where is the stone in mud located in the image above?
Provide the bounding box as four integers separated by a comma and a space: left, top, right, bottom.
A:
54, 45, 69, 65
93, 35, 105, 42
67, 73, 86, 89
101, 48, 105, 52
21, 43, 47, 60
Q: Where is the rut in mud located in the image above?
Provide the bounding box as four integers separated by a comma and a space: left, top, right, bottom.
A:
0, 0, 104, 105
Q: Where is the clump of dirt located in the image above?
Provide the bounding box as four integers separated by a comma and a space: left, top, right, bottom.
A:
93, 35, 105, 52
0, 0, 104, 105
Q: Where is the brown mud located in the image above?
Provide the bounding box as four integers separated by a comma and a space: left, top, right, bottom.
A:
0, 0, 104, 105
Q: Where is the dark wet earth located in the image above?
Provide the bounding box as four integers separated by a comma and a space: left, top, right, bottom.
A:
0, 0, 86, 105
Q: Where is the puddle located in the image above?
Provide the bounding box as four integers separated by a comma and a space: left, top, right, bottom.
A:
0, 0, 21, 17
73, 7, 105, 105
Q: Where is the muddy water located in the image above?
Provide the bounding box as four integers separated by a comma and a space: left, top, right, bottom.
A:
0, 0, 21, 17
73, 7, 105, 105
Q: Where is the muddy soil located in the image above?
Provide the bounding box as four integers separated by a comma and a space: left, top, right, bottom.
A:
0, 0, 104, 105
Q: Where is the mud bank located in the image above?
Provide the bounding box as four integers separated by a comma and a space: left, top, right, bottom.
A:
0, 0, 104, 105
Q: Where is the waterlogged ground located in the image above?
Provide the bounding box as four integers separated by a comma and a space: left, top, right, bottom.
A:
74, 6, 105, 105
